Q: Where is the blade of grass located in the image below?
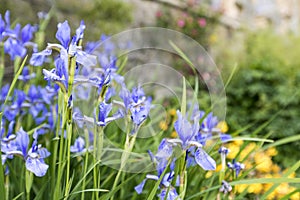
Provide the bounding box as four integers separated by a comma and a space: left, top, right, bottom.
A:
12, 193, 24, 200
224, 63, 238, 90
169, 41, 196, 74
181, 77, 186, 116
262, 134, 300, 151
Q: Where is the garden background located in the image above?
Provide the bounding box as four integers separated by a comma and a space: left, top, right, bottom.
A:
0, 0, 300, 199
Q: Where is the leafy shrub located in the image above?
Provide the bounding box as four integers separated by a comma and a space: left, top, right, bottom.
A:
225, 30, 300, 170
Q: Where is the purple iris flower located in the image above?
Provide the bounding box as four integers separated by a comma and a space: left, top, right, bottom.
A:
30, 20, 97, 91
2, 11, 37, 60
227, 159, 245, 178
119, 85, 152, 128
30, 20, 96, 68
168, 110, 216, 171
18, 66, 36, 82
7, 128, 50, 177
135, 139, 180, 199
70, 137, 86, 153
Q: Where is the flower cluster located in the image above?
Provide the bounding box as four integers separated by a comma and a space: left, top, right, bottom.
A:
227, 141, 300, 199
0, 11, 37, 60
135, 107, 233, 199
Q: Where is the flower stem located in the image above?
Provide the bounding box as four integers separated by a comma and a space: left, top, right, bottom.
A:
111, 123, 137, 200
0, 42, 4, 88
64, 54, 76, 198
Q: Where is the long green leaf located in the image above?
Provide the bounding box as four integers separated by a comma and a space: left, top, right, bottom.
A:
181, 77, 186, 116
69, 189, 109, 196
262, 134, 300, 150
169, 41, 196, 74
12, 193, 24, 200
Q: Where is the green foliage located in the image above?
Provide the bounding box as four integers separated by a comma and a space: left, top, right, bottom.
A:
225, 30, 300, 170
81, 0, 132, 37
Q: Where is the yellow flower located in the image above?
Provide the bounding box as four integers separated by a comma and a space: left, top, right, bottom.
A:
226, 143, 240, 159
248, 183, 263, 194
235, 184, 248, 194
239, 143, 257, 160
215, 164, 222, 172
266, 147, 278, 157
233, 139, 244, 146
209, 34, 218, 44
255, 153, 272, 173
290, 188, 300, 200
271, 164, 281, 173
170, 131, 177, 138
275, 183, 290, 197
205, 171, 212, 178
168, 109, 176, 116
159, 121, 168, 131
217, 121, 228, 133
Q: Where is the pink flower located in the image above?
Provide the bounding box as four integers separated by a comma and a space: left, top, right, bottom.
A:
198, 18, 207, 27
177, 19, 185, 28
156, 11, 162, 18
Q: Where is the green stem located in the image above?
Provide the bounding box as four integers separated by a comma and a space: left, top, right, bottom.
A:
64, 54, 76, 199
111, 123, 137, 200
81, 130, 90, 200
179, 152, 187, 199
0, 42, 4, 88
54, 91, 67, 200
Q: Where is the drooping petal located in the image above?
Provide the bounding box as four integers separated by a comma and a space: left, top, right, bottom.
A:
76, 50, 97, 67
56, 21, 70, 49
70, 137, 86, 153
194, 147, 216, 170
25, 157, 49, 177
37, 147, 51, 159
30, 48, 52, 66
134, 179, 147, 194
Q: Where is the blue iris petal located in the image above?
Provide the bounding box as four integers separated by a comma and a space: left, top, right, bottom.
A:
25, 157, 49, 177
55, 21, 70, 49
194, 147, 216, 170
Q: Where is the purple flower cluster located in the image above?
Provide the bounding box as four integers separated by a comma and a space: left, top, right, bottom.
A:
134, 105, 239, 198
0, 11, 37, 60
1, 127, 50, 177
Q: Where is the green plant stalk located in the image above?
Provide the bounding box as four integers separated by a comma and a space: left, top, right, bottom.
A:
0, 42, 4, 88
54, 90, 67, 200
111, 121, 136, 200
179, 151, 187, 199
64, 54, 76, 198
13, 57, 21, 75
93, 126, 103, 200
25, 171, 33, 200
81, 131, 90, 200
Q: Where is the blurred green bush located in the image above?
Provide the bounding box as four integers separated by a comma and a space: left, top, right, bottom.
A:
225, 30, 300, 170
